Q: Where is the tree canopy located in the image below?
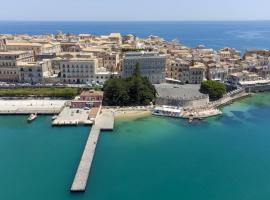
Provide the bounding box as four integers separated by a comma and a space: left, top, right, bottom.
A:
200, 80, 226, 100
103, 64, 156, 106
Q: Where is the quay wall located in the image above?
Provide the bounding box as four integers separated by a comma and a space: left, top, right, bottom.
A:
0, 100, 67, 114
244, 84, 270, 93
155, 96, 209, 108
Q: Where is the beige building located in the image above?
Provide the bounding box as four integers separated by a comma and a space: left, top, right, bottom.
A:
6, 41, 61, 55
166, 59, 190, 81
17, 60, 53, 84
227, 71, 261, 86
98, 52, 120, 71
207, 63, 228, 81
108, 33, 122, 45
188, 63, 206, 84
218, 47, 241, 62
60, 58, 98, 84
0, 51, 34, 82
6, 42, 42, 54
166, 59, 205, 84
0, 38, 6, 51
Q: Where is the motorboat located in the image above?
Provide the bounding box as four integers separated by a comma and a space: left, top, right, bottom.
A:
27, 113, 37, 122
52, 115, 57, 120
152, 106, 182, 118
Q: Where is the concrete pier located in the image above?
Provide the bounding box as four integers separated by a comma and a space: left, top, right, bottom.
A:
0, 99, 66, 114
52, 107, 93, 126
70, 111, 114, 192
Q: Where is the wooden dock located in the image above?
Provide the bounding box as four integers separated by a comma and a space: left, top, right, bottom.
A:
70, 111, 114, 192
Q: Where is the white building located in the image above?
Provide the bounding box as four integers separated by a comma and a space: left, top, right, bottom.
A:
17, 59, 52, 84
60, 58, 98, 84
227, 71, 261, 86
122, 52, 166, 84
208, 63, 228, 82
94, 71, 119, 85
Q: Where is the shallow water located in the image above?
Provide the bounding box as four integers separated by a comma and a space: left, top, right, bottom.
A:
1, 94, 270, 199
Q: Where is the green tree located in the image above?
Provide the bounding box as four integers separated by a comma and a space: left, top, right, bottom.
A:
200, 80, 226, 100
103, 64, 157, 106
103, 78, 129, 106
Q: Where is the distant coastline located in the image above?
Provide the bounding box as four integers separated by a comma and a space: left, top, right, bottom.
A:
1, 21, 270, 52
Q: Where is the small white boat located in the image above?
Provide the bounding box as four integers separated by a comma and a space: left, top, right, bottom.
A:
27, 113, 37, 122
52, 115, 57, 120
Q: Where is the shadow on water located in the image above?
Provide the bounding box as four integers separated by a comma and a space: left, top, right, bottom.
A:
218, 113, 242, 126
230, 111, 247, 120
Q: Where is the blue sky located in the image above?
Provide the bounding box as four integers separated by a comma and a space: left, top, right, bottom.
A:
0, 0, 269, 21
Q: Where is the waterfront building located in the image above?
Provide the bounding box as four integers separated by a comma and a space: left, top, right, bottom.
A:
207, 63, 228, 81
166, 58, 190, 83
71, 90, 104, 108
0, 51, 34, 82
1, 32, 270, 88
166, 59, 206, 84
94, 70, 119, 85
227, 71, 261, 86
189, 63, 206, 84
17, 59, 53, 84
122, 51, 166, 84
60, 58, 98, 84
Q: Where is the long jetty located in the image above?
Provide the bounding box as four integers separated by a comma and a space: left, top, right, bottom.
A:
70, 111, 114, 192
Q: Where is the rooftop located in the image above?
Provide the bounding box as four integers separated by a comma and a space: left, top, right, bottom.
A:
0, 51, 31, 55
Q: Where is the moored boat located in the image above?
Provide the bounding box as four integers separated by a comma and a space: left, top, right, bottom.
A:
52, 115, 57, 120
152, 106, 182, 118
27, 113, 37, 122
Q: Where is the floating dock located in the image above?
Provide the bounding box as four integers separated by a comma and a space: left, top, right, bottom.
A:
70, 111, 114, 192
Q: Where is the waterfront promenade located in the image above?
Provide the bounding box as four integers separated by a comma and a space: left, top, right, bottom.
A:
210, 89, 251, 108
0, 99, 67, 114
71, 110, 114, 192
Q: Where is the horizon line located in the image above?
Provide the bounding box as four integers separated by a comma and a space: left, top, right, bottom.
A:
1, 19, 270, 22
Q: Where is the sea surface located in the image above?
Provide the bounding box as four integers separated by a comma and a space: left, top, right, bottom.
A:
1, 21, 270, 52
1, 93, 270, 200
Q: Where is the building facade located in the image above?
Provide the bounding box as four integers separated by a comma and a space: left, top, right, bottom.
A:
17, 59, 52, 84
0, 51, 34, 82
71, 90, 104, 108
122, 52, 166, 84
60, 58, 98, 84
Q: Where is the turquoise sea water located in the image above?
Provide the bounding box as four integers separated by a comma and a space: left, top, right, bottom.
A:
1, 94, 270, 199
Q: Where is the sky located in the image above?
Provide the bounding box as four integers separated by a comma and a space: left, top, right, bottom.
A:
0, 0, 269, 21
